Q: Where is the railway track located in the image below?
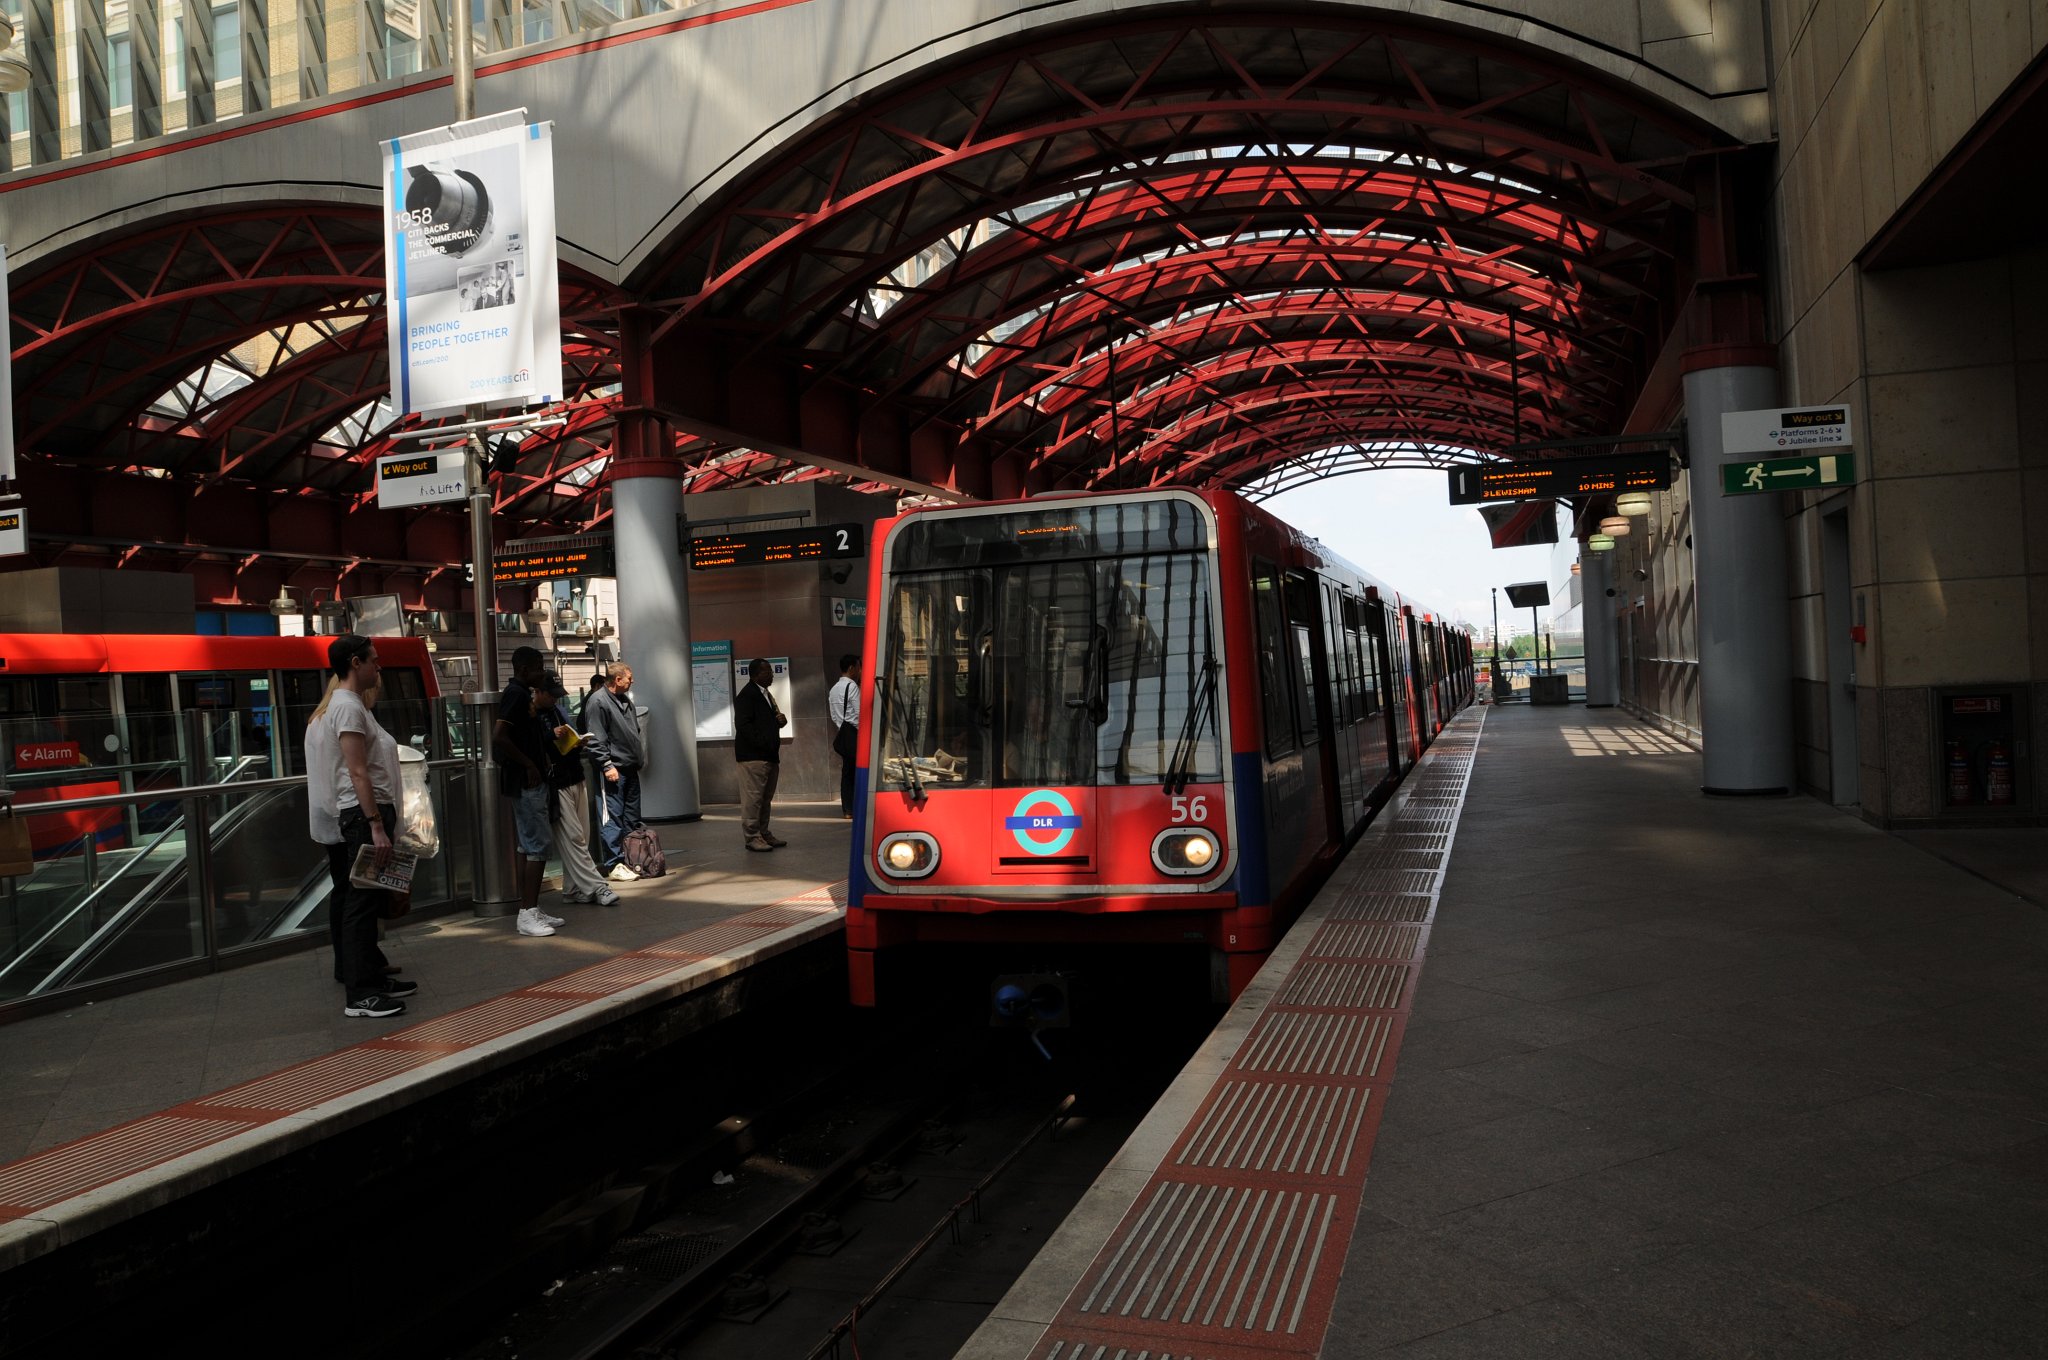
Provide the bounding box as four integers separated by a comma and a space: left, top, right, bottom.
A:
452, 1001, 1206, 1360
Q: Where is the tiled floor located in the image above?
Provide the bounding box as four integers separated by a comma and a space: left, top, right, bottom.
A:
1332, 705, 2048, 1358
0, 803, 852, 1163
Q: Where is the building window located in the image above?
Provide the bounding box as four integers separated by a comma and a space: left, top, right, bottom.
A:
166, 16, 184, 96
108, 32, 133, 109
213, 5, 239, 83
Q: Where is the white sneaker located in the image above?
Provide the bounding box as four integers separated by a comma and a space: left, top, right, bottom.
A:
516, 908, 556, 937
594, 888, 621, 907
609, 864, 640, 882
540, 911, 566, 928
563, 890, 594, 905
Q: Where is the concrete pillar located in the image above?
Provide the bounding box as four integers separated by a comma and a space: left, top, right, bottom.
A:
610, 458, 701, 820
1582, 550, 1619, 707
1683, 358, 1793, 793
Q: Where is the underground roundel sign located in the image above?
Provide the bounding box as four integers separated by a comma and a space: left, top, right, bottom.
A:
1005, 789, 1082, 856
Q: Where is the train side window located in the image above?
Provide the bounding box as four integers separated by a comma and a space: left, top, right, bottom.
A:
1329, 586, 1357, 727
1251, 563, 1296, 757
1283, 572, 1319, 742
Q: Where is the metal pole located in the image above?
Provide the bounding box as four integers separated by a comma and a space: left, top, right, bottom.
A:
449, 14, 518, 912
464, 436, 516, 917
450, 0, 474, 121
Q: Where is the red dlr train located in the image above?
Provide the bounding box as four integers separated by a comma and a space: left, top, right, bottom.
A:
845, 489, 1472, 1007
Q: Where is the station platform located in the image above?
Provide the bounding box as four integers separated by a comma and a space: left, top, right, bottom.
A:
964, 703, 2048, 1359
0, 804, 851, 1273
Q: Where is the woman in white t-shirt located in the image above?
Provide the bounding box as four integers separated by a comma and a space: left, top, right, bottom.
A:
309, 672, 406, 993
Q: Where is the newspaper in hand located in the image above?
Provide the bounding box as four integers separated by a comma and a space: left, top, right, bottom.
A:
350, 844, 419, 892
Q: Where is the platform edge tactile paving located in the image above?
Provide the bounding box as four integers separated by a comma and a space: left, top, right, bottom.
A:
1026, 711, 1485, 1358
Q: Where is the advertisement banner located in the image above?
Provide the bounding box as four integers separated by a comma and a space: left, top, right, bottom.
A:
0, 244, 14, 483
382, 110, 562, 417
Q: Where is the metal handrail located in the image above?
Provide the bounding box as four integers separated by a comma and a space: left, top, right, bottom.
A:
6, 755, 293, 991
0, 755, 474, 993
3, 757, 471, 814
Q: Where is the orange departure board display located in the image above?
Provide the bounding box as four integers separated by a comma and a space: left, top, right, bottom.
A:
689, 523, 866, 571
1447, 453, 1670, 505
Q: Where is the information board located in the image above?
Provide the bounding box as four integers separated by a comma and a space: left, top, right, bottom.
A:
376, 451, 469, 508
691, 640, 735, 741
0, 506, 26, 558
689, 523, 865, 571
1447, 453, 1668, 506
493, 542, 616, 583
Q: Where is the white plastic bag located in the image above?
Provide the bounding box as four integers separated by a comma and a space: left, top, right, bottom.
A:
395, 747, 440, 859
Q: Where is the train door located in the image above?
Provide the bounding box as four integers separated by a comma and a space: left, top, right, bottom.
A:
1369, 603, 1406, 775
1403, 611, 1434, 739
1359, 602, 1392, 806
1251, 562, 1311, 896
169, 672, 268, 779
1325, 584, 1361, 831
1283, 571, 1341, 853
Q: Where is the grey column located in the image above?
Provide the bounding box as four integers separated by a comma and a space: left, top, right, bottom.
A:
131, 0, 163, 140
356, 0, 387, 84
296, 0, 327, 99
611, 462, 701, 819
1684, 362, 1794, 793
26, 0, 59, 164
1581, 550, 1619, 707
75, 0, 108, 153
183, 0, 215, 129
238, 0, 268, 113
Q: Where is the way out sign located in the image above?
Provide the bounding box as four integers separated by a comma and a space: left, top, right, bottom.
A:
1721, 452, 1856, 496
1721, 405, 1852, 454
376, 450, 470, 508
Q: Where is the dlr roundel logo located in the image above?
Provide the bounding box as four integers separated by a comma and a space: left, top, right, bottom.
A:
1005, 789, 1081, 856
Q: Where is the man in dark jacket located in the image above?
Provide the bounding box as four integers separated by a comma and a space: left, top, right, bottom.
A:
581, 661, 647, 879
734, 657, 787, 852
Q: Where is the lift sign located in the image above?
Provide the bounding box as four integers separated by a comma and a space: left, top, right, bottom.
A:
1005, 789, 1081, 856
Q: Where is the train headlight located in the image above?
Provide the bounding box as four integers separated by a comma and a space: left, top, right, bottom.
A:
878, 832, 939, 879
1151, 827, 1220, 877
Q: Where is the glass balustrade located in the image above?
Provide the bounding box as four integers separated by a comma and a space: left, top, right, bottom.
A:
0, 698, 493, 1011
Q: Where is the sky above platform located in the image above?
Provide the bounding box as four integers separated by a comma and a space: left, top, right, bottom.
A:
1262, 469, 1566, 639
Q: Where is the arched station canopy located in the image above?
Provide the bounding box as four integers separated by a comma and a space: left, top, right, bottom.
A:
641, 8, 1730, 498
1, 6, 1734, 605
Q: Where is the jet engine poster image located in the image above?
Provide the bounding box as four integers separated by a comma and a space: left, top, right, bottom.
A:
382, 110, 563, 417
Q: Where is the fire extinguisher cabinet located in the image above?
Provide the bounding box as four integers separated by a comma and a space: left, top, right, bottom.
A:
1936, 688, 2029, 815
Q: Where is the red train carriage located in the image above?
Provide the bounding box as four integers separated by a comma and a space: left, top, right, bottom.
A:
844, 489, 1471, 1008
0, 634, 440, 855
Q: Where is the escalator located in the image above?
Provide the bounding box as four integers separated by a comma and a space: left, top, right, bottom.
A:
0, 761, 335, 1002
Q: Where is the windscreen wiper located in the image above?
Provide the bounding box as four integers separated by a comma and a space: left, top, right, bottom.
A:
1164, 651, 1218, 796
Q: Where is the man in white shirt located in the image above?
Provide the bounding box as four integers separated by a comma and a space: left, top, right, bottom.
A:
829, 653, 862, 820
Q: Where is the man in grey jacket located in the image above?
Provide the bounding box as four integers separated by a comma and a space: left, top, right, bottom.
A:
581, 661, 647, 880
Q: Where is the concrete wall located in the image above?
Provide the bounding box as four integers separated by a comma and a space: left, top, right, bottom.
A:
678, 482, 886, 806
0, 566, 196, 632
1768, 1, 2048, 824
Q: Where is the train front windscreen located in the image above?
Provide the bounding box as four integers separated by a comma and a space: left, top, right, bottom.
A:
875, 498, 1223, 794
